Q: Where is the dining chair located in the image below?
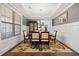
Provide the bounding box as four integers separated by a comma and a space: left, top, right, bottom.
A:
51, 30, 57, 44
23, 30, 29, 43
30, 32, 40, 48
41, 32, 50, 49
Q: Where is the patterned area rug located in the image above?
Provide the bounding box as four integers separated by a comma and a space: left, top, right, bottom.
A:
3, 40, 78, 56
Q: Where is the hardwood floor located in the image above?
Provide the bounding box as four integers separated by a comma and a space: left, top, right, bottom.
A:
3, 40, 79, 56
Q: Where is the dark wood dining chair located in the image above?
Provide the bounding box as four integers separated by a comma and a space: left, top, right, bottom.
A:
23, 30, 29, 43
30, 32, 40, 48
51, 31, 57, 44
40, 32, 50, 49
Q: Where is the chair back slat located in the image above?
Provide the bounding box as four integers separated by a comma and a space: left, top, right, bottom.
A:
41, 32, 49, 40
41, 33, 49, 39
32, 33, 39, 39
31, 32, 40, 40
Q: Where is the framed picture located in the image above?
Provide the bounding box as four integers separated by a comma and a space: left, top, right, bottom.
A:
58, 11, 68, 24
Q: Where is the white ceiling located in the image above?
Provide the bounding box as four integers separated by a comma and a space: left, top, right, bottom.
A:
8, 3, 74, 20
22, 3, 60, 19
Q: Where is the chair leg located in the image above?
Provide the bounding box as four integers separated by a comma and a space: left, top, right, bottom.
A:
53, 39, 56, 44
31, 42, 32, 48
55, 40, 56, 44
48, 43, 49, 49
31, 42, 37, 49
39, 42, 42, 51
32, 42, 36, 49
24, 39, 26, 43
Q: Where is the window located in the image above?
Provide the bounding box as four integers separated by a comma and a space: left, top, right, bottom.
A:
0, 5, 21, 40
1, 22, 6, 39
14, 12, 21, 35
0, 5, 13, 40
